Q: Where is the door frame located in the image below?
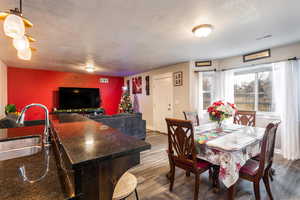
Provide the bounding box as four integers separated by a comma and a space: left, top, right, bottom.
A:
153, 72, 174, 132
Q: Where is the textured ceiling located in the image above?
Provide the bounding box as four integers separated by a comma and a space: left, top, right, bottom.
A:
0, 0, 300, 76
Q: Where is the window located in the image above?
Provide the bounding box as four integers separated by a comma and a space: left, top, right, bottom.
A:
202, 72, 214, 110
234, 66, 274, 112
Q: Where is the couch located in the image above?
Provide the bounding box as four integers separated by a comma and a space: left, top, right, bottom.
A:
89, 113, 146, 140
0, 115, 44, 129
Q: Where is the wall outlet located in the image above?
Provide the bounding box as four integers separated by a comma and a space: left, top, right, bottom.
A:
100, 78, 109, 83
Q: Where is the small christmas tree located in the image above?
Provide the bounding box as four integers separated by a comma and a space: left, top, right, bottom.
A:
119, 92, 134, 113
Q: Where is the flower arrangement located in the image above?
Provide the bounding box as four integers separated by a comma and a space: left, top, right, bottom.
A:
207, 100, 237, 127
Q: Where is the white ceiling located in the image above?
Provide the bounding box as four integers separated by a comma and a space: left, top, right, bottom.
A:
0, 0, 300, 76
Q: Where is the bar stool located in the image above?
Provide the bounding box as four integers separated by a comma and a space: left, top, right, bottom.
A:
113, 172, 139, 200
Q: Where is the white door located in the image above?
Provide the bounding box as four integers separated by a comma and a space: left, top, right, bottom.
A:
153, 73, 173, 133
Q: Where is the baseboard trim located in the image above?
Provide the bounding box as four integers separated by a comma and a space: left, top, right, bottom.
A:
146, 126, 154, 131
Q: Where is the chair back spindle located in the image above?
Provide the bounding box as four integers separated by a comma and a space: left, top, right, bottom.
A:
183, 111, 200, 126
234, 110, 256, 127
166, 118, 196, 168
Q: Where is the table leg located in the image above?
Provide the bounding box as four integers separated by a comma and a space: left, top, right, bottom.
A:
227, 184, 236, 200
212, 166, 220, 193
166, 170, 172, 179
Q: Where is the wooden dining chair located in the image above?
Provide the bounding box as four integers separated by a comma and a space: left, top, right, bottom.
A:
165, 118, 212, 200
233, 110, 256, 127
183, 111, 213, 180
183, 111, 200, 126
238, 121, 280, 200
234, 110, 276, 181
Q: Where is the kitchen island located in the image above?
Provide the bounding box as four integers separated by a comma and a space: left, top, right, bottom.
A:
0, 114, 151, 200
51, 113, 151, 200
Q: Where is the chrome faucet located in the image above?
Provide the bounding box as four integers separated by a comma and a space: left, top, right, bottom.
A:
17, 103, 51, 183
16, 103, 51, 145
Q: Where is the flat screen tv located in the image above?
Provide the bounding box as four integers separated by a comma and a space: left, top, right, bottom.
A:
59, 87, 101, 109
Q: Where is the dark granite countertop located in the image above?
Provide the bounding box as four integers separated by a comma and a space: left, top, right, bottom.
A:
50, 114, 151, 169
0, 126, 68, 200
0, 114, 150, 200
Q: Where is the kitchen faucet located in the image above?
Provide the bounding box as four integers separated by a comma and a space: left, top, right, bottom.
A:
16, 103, 51, 145
16, 103, 51, 183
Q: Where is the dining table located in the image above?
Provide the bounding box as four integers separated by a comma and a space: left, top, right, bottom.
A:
194, 122, 266, 200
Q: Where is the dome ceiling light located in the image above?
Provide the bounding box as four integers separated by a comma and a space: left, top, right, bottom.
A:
86, 63, 95, 73
192, 24, 213, 38
0, 0, 36, 60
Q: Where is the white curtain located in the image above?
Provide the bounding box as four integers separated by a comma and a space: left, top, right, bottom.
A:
273, 60, 300, 160
197, 70, 235, 122
198, 72, 205, 118
213, 70, 235, 103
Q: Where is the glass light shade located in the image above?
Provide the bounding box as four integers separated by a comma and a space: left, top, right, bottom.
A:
192, 24, 213, 38
86, 63, 95, 72
3, 14, 25, 38
13, 36, 30, 50
86, 67, 95, 72
18, 48, 32, 60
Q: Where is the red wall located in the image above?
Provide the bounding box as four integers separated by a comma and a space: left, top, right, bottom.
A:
7, 67, 124, 120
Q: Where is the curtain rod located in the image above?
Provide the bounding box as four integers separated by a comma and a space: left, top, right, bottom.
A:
194, 69, 217, 73
194, 57, 299, 73
221, 57, 299, 71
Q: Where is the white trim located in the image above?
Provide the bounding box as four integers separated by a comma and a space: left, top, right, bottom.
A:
153, 72, 172, 80
146, 125, 154, 131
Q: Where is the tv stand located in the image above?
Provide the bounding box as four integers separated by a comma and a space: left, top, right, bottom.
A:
53, 108, 105, 115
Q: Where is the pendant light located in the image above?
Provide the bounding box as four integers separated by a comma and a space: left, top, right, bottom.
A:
18, 47, 32, 60
0, 0, 33, 29
13, 35, 29, 50
3, 14, 25, 38
1, 0, 36, 60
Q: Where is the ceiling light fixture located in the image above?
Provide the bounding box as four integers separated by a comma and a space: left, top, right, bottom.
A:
1, 0, 36, 60
13, 35, 29, 50
0, 0, 33, 30
17, 47, 32, 60
86, 63, 95, 73
3, 14, 25, 38
192, 24, 213, 38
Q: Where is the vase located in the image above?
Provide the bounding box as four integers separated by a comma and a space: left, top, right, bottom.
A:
216, 120, 223, 132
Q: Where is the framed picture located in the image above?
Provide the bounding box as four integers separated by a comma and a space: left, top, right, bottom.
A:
243, 49, 271, 62
195, 60, 212, 67
145, 76, 150, 95
126, 80, 130, 94
132, 76, 142, 94
173, 71, 183, 86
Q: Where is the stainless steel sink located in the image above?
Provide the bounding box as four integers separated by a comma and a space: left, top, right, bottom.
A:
0, 136, 42, 161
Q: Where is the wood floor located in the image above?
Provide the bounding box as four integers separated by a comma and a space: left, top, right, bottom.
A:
127, 131, 300, 200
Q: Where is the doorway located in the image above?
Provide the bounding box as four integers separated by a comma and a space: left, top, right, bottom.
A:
153, 73, 173, 133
